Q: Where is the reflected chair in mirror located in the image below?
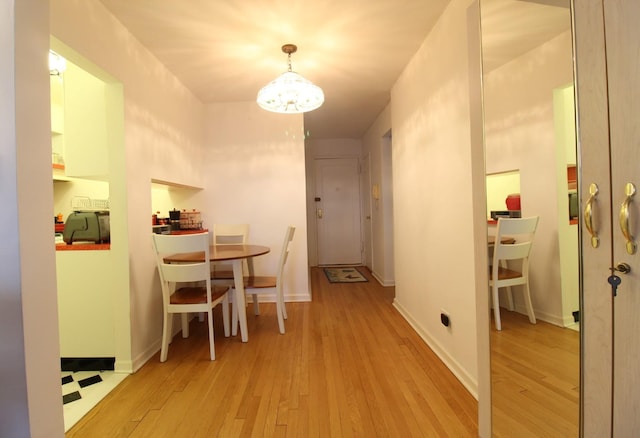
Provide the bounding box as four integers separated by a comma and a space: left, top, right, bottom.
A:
152, 232, 230, 361
232, 226, 296, 334
489, 216, 539, 331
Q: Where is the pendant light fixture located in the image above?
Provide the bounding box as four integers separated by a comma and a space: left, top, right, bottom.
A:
256, 44, 324, 114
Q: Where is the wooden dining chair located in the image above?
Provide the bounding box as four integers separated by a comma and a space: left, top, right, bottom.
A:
489, 216, 539, 331
152, 232, 230, 361
211, 223, 251, 280
232, 226, 296, 334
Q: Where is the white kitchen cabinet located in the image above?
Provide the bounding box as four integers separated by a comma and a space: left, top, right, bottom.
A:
62, 61, 109, 178
574, 1, 640, 436
56, 250, 115, 358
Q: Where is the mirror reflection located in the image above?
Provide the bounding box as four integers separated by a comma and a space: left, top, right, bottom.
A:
480, 0, 579, 435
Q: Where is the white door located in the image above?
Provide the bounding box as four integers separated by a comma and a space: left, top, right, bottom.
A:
575, 1, 640, 436
314, 157, 362, 265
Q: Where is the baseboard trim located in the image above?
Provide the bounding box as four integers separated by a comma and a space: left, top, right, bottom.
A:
392, 299, 478, 400
371, 270, 395, 287
61, 357, 115, 372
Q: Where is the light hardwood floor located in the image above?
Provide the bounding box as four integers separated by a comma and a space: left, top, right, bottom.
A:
490, 310, 580, 438
67, 268, 581, 437
67, 267, 478, 437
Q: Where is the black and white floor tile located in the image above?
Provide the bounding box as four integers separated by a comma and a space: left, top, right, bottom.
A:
61, 370, 128, 432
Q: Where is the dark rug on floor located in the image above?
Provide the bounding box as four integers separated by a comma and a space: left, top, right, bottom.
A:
323, 267, 368, 283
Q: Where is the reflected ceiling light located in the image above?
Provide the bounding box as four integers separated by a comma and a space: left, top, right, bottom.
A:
256, 44, 324, 114
49, 50, 67, 76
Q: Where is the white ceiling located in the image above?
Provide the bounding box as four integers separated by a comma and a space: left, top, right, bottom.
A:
98, 0, 570, 139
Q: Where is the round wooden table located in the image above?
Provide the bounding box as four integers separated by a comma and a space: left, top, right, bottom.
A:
165, 244, 270, 342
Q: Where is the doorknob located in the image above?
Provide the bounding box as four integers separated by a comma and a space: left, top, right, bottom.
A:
317, 208, 323, 219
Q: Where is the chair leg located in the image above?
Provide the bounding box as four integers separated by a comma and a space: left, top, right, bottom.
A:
251, 292, 260, 315
231, 289, 239, 337
492, 284, 502, 331
207, 309, 215, 361
222, 293, 230, 337
522, 281, 537, 324
276, 287, 285, 334
500, 261, 515, 311
160, 312, 171, 362
505, 286, 515, 311
181, 313, 189, 338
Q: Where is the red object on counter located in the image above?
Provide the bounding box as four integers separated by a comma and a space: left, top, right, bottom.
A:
55, 223, 65, 233
505, 194, 521, 211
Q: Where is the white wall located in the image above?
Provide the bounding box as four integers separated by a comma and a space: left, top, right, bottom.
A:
51, 1, 207, 370
1, 0, 65, 436
390, 0, 484, 400
483, 30, 574, 324
204, 102, 311, 302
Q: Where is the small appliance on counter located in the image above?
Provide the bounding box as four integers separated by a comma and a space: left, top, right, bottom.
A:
63, 211, 110, 244
169, 208, 181, 231
152, 224, 171, 235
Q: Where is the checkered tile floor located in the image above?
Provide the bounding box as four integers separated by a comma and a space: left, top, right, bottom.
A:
61, 370, 128, 432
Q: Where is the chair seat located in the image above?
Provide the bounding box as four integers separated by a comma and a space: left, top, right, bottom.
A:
490, 266, 523, 281
244, 276, 277, 289
170, 285, 230, 305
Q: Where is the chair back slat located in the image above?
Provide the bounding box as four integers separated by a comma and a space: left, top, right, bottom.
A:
213, 224, 249, 245
277, 226, 296, 280
152, 232, 211, 299
492, 216, 538, 265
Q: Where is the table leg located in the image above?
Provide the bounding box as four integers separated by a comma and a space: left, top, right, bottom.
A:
233, 259, 248, 342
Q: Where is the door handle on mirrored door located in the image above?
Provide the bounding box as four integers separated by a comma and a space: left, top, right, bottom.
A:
584, 183, 599, 248
619, 182, 637, 255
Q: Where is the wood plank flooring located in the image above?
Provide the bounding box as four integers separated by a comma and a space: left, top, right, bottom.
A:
490, 310, 580, 438
66, 268, 580, 437
66, 267, 478, 437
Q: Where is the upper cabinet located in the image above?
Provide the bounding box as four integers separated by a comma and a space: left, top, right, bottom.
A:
50, 59, 109, 180
62, 62, 109, 178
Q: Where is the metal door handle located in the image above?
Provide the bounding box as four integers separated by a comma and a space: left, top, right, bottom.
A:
584, 183, 599, 248
317, 209, 323, 219
619, 182, 637, 255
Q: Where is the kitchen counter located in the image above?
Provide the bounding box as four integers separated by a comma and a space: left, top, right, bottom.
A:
55, 229, 207, 251
56, 243, 110, 251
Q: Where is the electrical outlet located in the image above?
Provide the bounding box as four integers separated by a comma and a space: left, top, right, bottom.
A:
440, 310, 450, 327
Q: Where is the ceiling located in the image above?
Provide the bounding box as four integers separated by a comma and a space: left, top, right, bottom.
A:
98, 0, 570, 140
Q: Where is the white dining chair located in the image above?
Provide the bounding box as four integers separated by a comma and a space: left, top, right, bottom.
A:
488, 216, 539, 331
231, 226, 296, 334
211, 223, 251, 280
152, 232, 230, 361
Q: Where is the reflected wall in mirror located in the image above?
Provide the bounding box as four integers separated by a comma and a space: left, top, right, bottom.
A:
480, 0, 579, 436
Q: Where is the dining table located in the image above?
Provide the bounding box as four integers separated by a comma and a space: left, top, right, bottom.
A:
164, 243, 270, 343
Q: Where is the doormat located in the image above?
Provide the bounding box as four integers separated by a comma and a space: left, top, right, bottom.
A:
323, 267, 368, 283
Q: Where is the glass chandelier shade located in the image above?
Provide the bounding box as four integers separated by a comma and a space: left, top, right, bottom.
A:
256, 44, 324, 114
